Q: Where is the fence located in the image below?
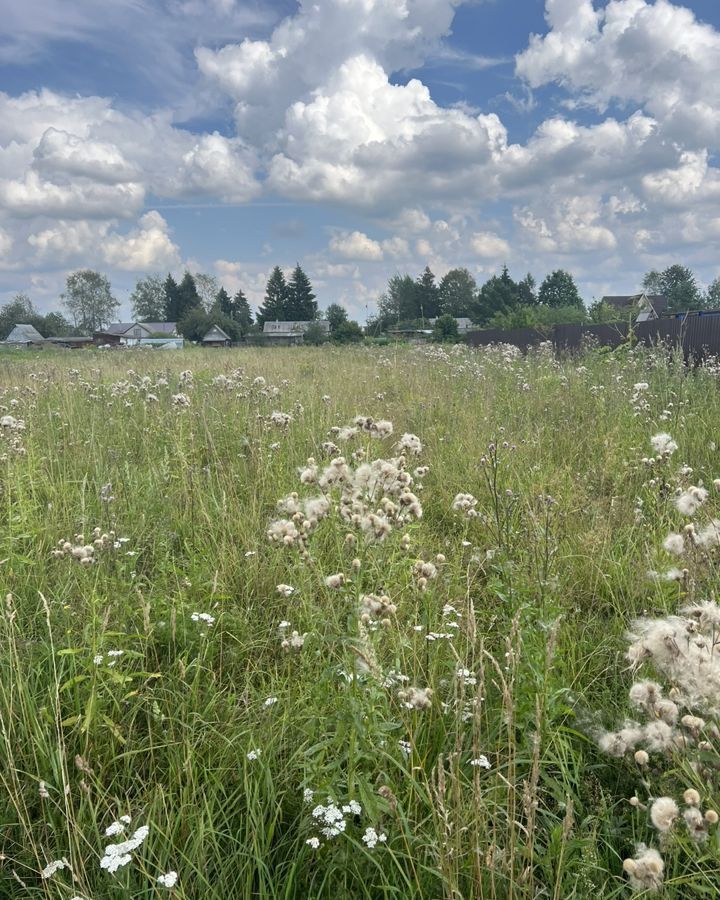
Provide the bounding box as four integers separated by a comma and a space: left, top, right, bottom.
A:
465, 316, 720, 360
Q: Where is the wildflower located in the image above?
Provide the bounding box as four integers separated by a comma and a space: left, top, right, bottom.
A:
634, 750, 649, 766
276, 584, 295, 597
100, 824, 149, 873
105, 821, 127, 836
269, 411, 292, 427
628, 680, 662, 711
683, 789, 701, 806
452, 492, 479, 517
675, 486, 708, 516
705, 809, 718, 824
246, 749, 261, 761
622, 845, 664, 893
157, 871, 178, 888
693, 519, 720, 549
264, 697, 278, 707
371, 420, 393, 438
171, 393, 191, 407
398, 686, 433, 710
396, 433, 422, 455
362, 827, 387, 849
42, 858, 70, 879
325, 573, 345, 589
598, 724, 644, 757
650, 433, 677, 456
303, 788, 314, 803
306, 837, 320, 849
190, 612, 215, 626
39, 780, 49, 798
684, 806, 708, 842
662, 533, 685, 555
470, 755, 492, 769
281, 630, 307, 652
650, 797, 678, 833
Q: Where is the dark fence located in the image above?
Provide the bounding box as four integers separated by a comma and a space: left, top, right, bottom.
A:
465, 326, 547, 351
465, 316, 720, 360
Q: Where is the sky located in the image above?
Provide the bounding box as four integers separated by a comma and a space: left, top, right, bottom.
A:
1, 0, 720, 321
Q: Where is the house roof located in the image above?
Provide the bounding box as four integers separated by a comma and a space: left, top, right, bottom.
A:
106, 321, 178, 335
202, 325, 231, 342
602, 293, 668, 314
4, 323, 45, 343
262, 320, 330, 334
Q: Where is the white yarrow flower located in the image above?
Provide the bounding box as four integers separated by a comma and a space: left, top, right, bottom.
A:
157, 871, 178, 888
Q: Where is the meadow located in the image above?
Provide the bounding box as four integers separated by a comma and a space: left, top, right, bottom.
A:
1, 341, 720, 899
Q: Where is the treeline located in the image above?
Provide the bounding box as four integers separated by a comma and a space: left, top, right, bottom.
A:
0, 263, 367, 343
370, 263, 720, 332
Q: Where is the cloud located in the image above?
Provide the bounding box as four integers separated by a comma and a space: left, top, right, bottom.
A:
0, 171, 145, 219
33, 128, 139, 184
516, 0, 720, 143
196, 0, 461, 137
470, 231, 511, 258
515, 195, 617, 254
28, 210, 180, 271
329, 230, 384, 261
101, 211, 181, 271
0, 90, 261, 224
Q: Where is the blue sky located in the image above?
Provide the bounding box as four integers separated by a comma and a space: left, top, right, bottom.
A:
1, 0, 719, 320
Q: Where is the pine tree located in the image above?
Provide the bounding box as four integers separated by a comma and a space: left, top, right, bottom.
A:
471, 267, 519, 324
518, 273, 537, 306
164, 274, 181, 321
257, 267, 289, 327
215, 287, 233, 317
232, 289, 254, 332
415, 266, 442, 319
176, 272, 202, 320
287, 264, 317, 320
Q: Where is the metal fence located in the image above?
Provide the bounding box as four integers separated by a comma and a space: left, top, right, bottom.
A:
465, 316, 720, 359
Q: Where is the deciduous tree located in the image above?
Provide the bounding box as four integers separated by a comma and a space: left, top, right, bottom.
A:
130, 275, 166, 322
62, 270, 119, 332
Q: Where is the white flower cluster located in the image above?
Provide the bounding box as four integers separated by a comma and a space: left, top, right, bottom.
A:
100, 823, 149, 874
304, 794, 386, 850
51, 528, 121, 565
452, 493, 479, 518
268, 421, 425, 554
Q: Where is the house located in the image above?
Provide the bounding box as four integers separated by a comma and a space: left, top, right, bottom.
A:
202, 324, 232, 347
262, 320, 330, 345
3, 323, 46, 346
428, 316, 474, 333
93, 322, 180, 347
600, 293, 668, 322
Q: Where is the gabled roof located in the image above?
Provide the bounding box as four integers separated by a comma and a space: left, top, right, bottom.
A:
106, 321, 178, 335
4, 323, 45, 343
601, 293, 668, 314
140, 322, 178, 334
202, 325, 231, 342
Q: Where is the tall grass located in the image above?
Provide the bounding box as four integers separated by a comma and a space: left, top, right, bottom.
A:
0, 342, 717, 898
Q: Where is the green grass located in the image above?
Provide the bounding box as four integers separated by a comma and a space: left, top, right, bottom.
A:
0, 342, 717, 899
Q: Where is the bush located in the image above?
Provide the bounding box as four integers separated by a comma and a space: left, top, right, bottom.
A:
431, 314, 460, 342
331, 320, 364, 344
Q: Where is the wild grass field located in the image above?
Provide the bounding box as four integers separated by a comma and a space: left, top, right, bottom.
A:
1, 341, 720, 899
